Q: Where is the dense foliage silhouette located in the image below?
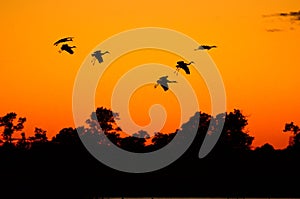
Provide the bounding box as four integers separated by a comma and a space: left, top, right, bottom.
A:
0, 108, 299, 199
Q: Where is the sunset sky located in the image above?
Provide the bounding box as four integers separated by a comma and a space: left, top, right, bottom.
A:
1, 0, 300, 149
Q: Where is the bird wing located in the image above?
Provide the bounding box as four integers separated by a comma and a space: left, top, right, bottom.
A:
65, 48, 74, 54
93, 50, 101, 54
160, 84, 169, 91
200, 45, 209, 49
61, 44, 74, 54
182, 66, 190, 74
54, 40, 63, 46
97, 56, 103, 63
53, 37, 74, 46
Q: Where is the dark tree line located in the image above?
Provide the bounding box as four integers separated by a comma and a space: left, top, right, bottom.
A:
0, 107, 299, 199
2, 107, 299, 152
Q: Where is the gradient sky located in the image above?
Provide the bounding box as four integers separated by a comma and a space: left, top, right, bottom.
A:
1, 0, 300, 149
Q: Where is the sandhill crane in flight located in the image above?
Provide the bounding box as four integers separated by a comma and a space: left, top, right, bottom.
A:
154, 75, 177, 91
175, 61, 194, 75
91, 50, 110, 65
54, 36, 76, 54
194, 45, 217, 51
59, 44, 76, 54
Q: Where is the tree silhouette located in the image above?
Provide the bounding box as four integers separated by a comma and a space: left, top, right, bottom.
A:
16, 132, 30, 150
255, 143, 275, 152
283, 122, 300, 149
151, 131, 176, 150
0, 112, 26, 144
30, 127, 48, 143
81, 108, 254, 154
217, 109, 254, 151
105, 131, 121, 146
85, 107, 120, 134
119, 135, 148, 152
3, 108, 300, 198
52, 127, 80, 145
110, 130, 150, 152
84, 107, 122, 147
181, 111, 213, 158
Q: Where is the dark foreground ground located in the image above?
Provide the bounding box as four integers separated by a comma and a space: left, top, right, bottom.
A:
0, 142, 299, 199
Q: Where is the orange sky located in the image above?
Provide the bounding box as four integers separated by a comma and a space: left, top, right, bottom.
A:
1, 0, 300, 149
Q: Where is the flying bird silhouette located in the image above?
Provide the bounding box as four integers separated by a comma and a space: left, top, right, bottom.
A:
59, 44, 76, 54
91, 50, 110, 65
194, 45, 217, 51
53, 37, 74, 46
175, 61, 194, 75
154, 75, 177, 91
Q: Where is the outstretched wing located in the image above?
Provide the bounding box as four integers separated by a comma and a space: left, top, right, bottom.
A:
200, 45, 210, 49
61, 44, 75, 54
182, 66, 190, 74
92, 50, 101, 55
160, 84, 169, 91
65, 48, 74, 54
54, 37, 74, 46
198, 45, 217, 50
96, 56, 103, 63
92, 52, 104, 63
